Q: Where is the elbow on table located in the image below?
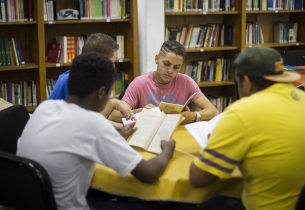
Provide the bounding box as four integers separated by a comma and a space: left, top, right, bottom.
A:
138, 173, 160, 184
131, 160, 163, 184
190, 177, 213, 188
189, 163, 217, 188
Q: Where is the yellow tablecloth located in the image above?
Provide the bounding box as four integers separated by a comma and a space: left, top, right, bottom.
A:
91, 126, 243, 203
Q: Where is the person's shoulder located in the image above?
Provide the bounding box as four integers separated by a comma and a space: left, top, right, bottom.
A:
226, 95, 259, 115
132, 72, 152, 84
57, 70, 70, 81
177, 73, 195, 82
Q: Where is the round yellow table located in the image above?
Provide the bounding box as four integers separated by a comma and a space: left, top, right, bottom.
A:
91, 126, 242, 203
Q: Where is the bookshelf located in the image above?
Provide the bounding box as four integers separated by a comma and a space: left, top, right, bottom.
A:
164, 0, 242, 112
164, 0, 305, 112
0, 0, 139, 111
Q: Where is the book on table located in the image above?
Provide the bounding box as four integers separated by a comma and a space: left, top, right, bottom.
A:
159, 92, 197, 114
184, 113, 223, 148
128, 109, 183, 154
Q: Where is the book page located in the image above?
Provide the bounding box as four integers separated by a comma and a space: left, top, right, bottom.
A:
185, 113, 223, 148
128, 109, 165, 150
148, 114, 182, 154
122, 107, 161, 127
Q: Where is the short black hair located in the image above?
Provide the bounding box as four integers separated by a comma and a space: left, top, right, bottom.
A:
68, 52, 115, 98
236, 73, 276, 91
82, 33, 119, 58
159, 40, 186, 57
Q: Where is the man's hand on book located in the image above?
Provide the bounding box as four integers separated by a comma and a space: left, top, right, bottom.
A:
181, 111, 197, 124
114, 99, 134, 119
144, 104, 156, 109
160, 140, 176, 160
119, 122, 137, 139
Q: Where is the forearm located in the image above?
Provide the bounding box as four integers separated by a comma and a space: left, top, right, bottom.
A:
198, 106, 219, 121
108, 110, 123, 122
131, 149, 173, 183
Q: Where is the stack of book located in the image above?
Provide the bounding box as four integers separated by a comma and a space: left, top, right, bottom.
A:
0, 80, 37, 106
165, 24, 233, 48
0, 0, 34, 22
165, 0, 236, 12
184, 58, 233, 82
0, 37, 25, 66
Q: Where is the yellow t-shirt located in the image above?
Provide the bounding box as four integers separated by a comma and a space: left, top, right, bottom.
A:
194, 83, 305, 210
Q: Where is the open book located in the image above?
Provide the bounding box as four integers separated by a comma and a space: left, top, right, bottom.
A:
184, 113, 223, 148
128, 109, 183, 154
159, 92, 197, 114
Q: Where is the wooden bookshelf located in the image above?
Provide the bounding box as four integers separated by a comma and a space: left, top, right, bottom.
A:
164, 1, 243, 111
164, 0, 305, 111
0, 0, 139, 110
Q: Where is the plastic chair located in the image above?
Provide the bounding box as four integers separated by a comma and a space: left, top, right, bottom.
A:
0, 105, 29, 153
0, 151, 57, 210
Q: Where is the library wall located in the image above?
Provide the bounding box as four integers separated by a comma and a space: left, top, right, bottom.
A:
137, 0, 165, 74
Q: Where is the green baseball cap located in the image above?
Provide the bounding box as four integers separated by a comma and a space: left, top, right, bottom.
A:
234, 47, 300, 82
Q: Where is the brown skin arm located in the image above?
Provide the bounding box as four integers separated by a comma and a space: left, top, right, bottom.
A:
118, 123, 137, 139
102, 99, 134, 121
181, 95, 219, 123
189, 162, 218, 187
108, 101, 133, 122
108, 101, 147, 122
131, 140, 176, 183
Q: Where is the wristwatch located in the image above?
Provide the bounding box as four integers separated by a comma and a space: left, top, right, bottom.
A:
195, 111, 201, 122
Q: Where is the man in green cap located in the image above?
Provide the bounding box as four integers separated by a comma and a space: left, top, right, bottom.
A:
189, 46, 305, 210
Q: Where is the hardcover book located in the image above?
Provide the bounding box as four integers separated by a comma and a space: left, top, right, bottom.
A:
46, 43, 62, 63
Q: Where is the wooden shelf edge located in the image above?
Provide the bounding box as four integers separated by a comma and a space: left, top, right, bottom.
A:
0, 21, 37, 25
45, 62, 71, 68
46, 58, 131, 68
197, 81, 235, 87
246, 9, 305, 14
0, 64, 39, 72
44, 18, 130, 24
248, 42, 305, 48
165, 11, 239, 15
186, 46, 239, 52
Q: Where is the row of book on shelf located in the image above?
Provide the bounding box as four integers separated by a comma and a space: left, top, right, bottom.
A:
246, 21, 298, 46
46, 35, 124, 63
246, 0, 304, 11
0, 81, 37, 106
44, 0, 130, 21
184, 58, 233, 83
165, 0, 236, 12
0, 0, 34, 22
208, 95, 232, 112
0, 37, 25, 66
165, 24, 233, 49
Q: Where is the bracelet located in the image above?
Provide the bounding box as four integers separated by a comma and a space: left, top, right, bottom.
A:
195, 112, 201, 122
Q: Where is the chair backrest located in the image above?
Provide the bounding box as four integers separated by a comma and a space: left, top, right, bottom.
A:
0, 105, 29, 153
0, 151, 57, 210
296, 185, 305, 210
